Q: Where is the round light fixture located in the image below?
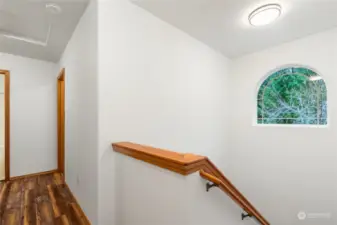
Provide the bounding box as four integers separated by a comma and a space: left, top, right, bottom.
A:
249, 4, 282, 26
46, 3, 62, 15
298, 211, 307, 220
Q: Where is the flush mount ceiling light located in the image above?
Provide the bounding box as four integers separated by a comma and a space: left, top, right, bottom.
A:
249, 4, 282, 26
46, 3, 62, 15
298, 211, 307, 220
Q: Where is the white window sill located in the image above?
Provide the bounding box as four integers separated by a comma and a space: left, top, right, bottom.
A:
254, 123, 329, 128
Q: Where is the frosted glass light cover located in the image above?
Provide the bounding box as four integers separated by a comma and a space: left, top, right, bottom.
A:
249, 4, 282, 26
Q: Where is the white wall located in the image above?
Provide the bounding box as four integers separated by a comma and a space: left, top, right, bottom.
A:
59, 1, 98, 224
0, 53, 59, 177
98, 1, 230, 224
115, 154, 189, 225
229, 28, 337, 225
0, 78, 3, 93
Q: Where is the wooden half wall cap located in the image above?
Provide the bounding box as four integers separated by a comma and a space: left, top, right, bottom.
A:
112, 141, 270, 225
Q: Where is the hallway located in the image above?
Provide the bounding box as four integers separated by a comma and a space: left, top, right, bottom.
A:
0, 173, 89, 225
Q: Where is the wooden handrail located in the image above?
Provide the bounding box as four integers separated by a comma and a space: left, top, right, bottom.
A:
199, 170, 268, 225
199, 170, 250, 209
112, 142, 270, 225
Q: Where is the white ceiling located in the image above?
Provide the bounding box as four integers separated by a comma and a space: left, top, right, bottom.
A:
134, 0, 337, 58
0, 0, 89, 62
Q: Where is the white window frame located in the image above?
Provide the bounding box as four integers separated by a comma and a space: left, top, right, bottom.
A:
254, 64, 329, 128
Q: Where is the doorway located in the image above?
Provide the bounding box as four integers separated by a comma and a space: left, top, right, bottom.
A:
57, 68, 65, 176
0, 70, 10, 181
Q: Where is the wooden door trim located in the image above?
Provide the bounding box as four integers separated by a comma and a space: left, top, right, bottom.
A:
58, 68, 65, 81
0, 70, 10, 181
57, 68, 65, 177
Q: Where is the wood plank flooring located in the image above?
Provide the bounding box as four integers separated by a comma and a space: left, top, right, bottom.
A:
0, 173, 90, 225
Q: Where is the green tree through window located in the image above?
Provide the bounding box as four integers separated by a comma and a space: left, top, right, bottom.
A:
257, 67, 327, 125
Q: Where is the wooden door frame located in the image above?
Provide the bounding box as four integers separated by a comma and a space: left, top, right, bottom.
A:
57, 68, 65, 176
0, 70, 10, 181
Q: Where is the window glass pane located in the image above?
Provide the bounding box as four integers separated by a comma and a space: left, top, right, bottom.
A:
257, 67, 327, 125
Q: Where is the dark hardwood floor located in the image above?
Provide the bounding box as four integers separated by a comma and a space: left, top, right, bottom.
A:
0, 173, 90, 225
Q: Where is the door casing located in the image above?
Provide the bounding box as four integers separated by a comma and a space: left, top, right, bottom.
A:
57, 68, 65, 176
0, 70, 10, 181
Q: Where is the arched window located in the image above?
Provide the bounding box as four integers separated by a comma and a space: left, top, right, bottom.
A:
257, 66, 327, 125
